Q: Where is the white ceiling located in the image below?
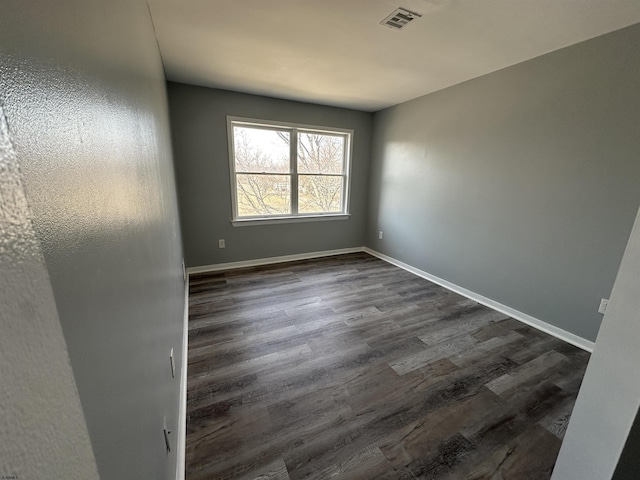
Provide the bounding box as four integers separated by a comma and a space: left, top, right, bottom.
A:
148, 0, 640, 112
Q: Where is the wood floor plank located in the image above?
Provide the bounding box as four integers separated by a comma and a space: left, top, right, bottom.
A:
485, 350, 570, 400
462, 425, 561, 480
318, 445, 392, 480
235, 457, 291, 480
537, 394, 577, 440
448, 331, 525, 368
185, 253, 590, 479
377, 389, 501, 468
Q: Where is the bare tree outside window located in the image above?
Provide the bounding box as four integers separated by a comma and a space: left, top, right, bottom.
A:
233, 126, 290, 216
297, 132, 344, 213
230, 120, 350, 220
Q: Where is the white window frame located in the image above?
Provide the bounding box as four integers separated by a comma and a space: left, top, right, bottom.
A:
227, 116, 353, 226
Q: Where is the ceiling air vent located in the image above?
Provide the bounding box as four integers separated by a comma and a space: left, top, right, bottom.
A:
380, 7, 422, 30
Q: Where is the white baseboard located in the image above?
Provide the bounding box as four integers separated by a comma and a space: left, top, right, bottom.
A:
186, 247, 365, 275
175, 280, 188, 480
363, 247, 594, 353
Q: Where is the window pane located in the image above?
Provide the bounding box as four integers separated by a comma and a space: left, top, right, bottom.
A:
297, 133, 344, 174
298, 175, 343, 214
234, 126, 290, 173
236, 174, 291, 216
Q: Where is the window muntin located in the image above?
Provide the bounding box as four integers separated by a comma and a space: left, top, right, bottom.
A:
228, 118, 351, 222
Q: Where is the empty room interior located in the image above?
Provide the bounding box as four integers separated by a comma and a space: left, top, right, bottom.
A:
2, 1, 640, 479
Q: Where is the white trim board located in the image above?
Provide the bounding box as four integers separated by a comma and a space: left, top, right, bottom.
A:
363, 247, 594, 353
186, 247, 364, 274
175, 279, 189, 480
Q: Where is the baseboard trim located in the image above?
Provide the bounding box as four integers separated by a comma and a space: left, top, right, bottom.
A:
363, 247, 594, 353
186, 247, 365, 274
175, 280, 188, 480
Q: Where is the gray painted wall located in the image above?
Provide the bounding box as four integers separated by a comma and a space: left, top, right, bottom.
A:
552, 203, 640, 479
167, 83, 372, 267
366, 24, 640, 342
0, 2, 185, 479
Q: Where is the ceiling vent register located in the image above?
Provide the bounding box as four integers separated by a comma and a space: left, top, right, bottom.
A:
380, 7, 422, 30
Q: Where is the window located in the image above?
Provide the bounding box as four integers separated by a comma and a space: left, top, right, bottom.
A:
228, 117, 352, 225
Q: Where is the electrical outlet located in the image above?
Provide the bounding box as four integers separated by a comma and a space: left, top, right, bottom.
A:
218, 239, 225, 249
378, 231, 383, 240
598, 298, 609, 314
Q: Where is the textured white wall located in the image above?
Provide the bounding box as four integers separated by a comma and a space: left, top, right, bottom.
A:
0, 107, 99, 479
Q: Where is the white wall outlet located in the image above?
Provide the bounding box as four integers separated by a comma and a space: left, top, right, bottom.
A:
169, 348, 175, 378
598, 298, 609, 315
218, 239, 225, 249
378, 231, 383, 240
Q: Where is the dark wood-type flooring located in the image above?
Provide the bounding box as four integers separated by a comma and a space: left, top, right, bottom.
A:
186, 252, 590, 480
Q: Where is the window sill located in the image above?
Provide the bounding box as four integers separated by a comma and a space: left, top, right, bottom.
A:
232, 214, 350, 227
